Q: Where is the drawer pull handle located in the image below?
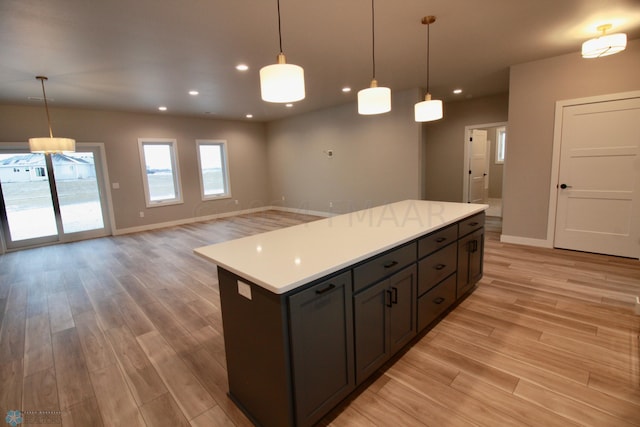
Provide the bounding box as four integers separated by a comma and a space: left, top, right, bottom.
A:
315, 284, 335, 295
434, 264, 446, 271
468, 222, 479, 227
391, 287, 398, 304
386, 289, 393, 307
383, 260, 398, 269
435, 237, 447, 243
433, 297, 445, 305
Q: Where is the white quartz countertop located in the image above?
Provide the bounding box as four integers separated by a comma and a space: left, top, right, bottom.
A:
194, 200, 487, 294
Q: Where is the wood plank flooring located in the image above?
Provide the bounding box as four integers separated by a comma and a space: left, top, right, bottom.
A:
0, 211, 638, 426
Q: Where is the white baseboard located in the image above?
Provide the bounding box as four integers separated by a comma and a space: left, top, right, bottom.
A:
271, 205, 334, 218
500, 234, 553, 248
113, 206, 271, 235
113, 205, 334, 236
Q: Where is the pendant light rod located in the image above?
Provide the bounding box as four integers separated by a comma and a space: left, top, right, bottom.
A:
277, 0, 283, 53
422, 16, 436, 93
36, 76, 54, 139
370, 0, 376, 80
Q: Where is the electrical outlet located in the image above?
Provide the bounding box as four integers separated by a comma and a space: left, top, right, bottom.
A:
282, 195, 285, 201
635, 296, 640, 315
234, 199, 239, 205
139, 211, 144, 218
329, 201, 333, 208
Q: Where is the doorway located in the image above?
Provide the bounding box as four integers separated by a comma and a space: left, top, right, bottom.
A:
0, 143, 112, 251
462, 122, 507, 218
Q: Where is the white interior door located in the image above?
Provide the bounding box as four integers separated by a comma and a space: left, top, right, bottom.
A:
554, 97, 640, 258
468, 129, 488, 203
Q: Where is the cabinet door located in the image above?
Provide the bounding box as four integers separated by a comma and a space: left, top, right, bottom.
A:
388, 264, 417, 355
457, 228, 484, 298
353, 279, 389, 384
289, 271, 354, 427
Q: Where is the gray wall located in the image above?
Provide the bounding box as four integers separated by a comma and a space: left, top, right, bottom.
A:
267, 88, 424, 214
504, 38, 640, 241
422, 93, 509, 202
0, 105, 270, 230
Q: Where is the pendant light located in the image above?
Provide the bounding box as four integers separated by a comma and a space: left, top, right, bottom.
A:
581, 24, 627, 58
260, 0, 305, 103
415, 16, 443, 122
358, 0, 391, 115
29, 76, 75, 153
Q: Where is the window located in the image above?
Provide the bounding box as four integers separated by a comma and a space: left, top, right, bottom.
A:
196, 140, 231, 200
138, 138, 183, 207
495, 127, 506, 164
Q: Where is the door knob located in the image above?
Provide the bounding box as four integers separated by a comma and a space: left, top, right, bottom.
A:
559, 183, 572, 189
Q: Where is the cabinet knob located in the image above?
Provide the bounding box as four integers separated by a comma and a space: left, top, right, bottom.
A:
433, 297, 445, 305
434, 264, 446, 271
435, 237, 447, 243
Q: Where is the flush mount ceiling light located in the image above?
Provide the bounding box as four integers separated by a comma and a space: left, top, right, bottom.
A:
29, 76, 75, 153
415, 16, 443, 122
358, 0, 391, 115
582, 24, 627, 58
260, 0, 305, 103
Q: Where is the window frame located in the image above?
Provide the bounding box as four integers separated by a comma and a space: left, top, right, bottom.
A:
195, 139, 232, 201
495, 127, 506, 164
138, 138, 183, 207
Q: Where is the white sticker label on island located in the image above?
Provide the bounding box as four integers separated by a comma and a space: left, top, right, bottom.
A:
237, 280, 252, 300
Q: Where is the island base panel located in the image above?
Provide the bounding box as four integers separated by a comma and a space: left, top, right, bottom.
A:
218, 267, 294, 427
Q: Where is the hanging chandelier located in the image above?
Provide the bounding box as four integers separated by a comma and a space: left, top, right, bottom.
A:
414, 16, 443, 122
259, 0, 305, 103
358, 0, 391, 115
29, 76, 75, 153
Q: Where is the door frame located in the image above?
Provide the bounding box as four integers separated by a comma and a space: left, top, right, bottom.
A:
462, 121, 507, 204
0, 141, 115, 253
546, 90, 640, 258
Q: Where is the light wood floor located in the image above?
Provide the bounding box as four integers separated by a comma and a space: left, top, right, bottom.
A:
0, 211, 638, 426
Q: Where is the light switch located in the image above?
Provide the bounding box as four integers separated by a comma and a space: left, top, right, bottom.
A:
112, 182, 120, 189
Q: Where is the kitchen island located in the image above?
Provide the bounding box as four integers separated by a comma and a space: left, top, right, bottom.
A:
195, 200, 487, 427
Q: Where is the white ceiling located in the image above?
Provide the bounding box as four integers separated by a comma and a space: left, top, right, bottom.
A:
1, 0, 639, 121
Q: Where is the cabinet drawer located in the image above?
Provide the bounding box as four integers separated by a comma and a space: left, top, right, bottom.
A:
458, 212, 485, 237
418, 223, 458, 258
353, 242, 416, 293
417, 242, 457, 296
417, 273, 456, 332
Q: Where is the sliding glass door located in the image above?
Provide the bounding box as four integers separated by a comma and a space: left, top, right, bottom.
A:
0, 143, 111, 250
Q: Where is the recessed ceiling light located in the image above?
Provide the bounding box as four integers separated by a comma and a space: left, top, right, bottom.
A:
189, 90, 199, 96
246, 114, 253, 118
158, 106, 167, 111
453, 89, 463, 94
286, 103, 293, 108
236, 64, 249, 71
342, 87, 352, 93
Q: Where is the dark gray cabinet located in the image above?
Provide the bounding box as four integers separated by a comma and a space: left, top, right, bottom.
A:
354, 264, 416, 384
457, 225, 484, 298
289, 272, 355, 427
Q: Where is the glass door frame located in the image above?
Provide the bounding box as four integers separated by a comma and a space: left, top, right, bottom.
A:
0, 142, 113, 252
